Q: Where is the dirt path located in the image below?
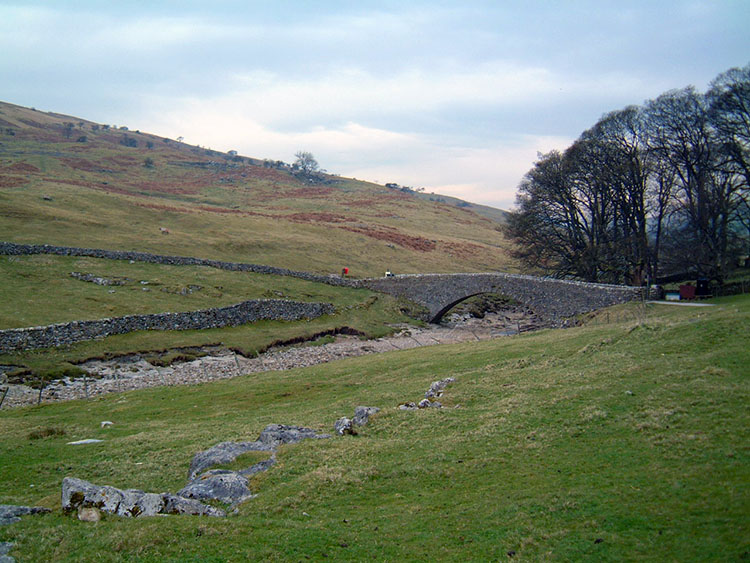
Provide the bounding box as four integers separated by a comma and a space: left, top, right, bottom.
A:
0, 311, 546, 408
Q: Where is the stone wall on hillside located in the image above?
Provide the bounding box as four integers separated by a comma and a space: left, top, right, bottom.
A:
0, 300, 334, 353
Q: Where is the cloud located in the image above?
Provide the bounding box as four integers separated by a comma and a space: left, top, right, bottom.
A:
2, 1, 747, 211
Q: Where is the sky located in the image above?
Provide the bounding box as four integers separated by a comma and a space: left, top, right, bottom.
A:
1, 1, 748, 209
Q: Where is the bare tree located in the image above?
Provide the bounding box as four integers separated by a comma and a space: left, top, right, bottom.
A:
293, 151, 319, 176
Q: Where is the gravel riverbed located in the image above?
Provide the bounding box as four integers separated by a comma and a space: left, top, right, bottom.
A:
0, 310, 546, 408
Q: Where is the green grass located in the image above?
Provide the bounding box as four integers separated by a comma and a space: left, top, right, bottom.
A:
0, 296, 747, 561
0, 254, 384, 329
0, 253, 416, 380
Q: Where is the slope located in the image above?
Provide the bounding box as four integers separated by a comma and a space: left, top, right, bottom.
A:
0, 101, 515, 277
0, 296, 746, 560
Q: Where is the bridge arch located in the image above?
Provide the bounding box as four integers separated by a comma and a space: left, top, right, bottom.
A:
430, 291, 523, 324
360, 273, 642, 325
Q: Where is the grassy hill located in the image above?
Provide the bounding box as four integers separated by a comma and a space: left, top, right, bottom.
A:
0, 101, 514, 277
0, 296, 747, 560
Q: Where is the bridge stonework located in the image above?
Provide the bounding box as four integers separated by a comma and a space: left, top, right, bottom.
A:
360, 273, 643, 324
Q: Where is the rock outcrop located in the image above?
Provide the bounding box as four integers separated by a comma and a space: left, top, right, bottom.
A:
61, 477, 225, 518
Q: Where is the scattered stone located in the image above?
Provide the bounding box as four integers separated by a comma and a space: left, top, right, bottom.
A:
625, 390, 634, 396
100, 421, 113, 428
179, 470, 253, 505
352, 406, 380, 426
399, 402, 417, 410
0, 504, 50, 526
425, 378, 455, 399
418, 399, 431, 409
67, 439, 103, 445
77, 506, 101, 522
334, 417, 354, 435
69, 272, 126, 286
430, 401, 442, 408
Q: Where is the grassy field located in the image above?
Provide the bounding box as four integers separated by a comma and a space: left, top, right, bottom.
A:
0, 254, 388, 329
0, 296, 747, 561
0, 253, 417, 380
0, 101, 516, 277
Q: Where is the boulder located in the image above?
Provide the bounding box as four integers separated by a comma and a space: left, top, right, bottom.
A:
61, 477, 164, 517
417, 399, 431, 409
179, 470, 253, 505
0, 505, 50, 527
399, 402, 417, 410
61, 477, 224, 518
334, 417, 354, 435
352, 406, 380, 426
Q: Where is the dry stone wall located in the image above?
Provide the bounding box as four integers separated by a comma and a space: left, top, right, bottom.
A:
0, 300, 334, 353
0, 242, 353, 286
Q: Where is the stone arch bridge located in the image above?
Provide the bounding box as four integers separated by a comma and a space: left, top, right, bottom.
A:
358, 273, 643, 324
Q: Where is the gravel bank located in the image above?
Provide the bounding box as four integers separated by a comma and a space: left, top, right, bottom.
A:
1, 311, 546, 408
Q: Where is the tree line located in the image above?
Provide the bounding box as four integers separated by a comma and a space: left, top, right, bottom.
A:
505, 64, 750, 285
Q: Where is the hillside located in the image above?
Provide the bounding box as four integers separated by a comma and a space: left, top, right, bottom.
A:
0, 101, 515, 277
0, 296, 747, 560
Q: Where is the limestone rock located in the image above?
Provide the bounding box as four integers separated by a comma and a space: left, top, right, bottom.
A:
425, 378, 454, 399
161, 494, 225, 517
238, 455, 276, 477
257, 424, 330, 447
417, 399, 431, 409
62, 477, 224, 518
61, 477, 165, 517
399, 402, 417, 410
0, 504, 50, 526
187, 441, 272, 481
352, 406, 380, 426
179, 470, 253, 505
334, 417, 354, 436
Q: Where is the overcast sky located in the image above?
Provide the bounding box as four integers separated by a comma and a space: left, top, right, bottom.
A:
1, 1, 748, 209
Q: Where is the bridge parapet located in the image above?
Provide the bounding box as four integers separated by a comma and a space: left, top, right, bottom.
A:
358, 273, 642, 324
